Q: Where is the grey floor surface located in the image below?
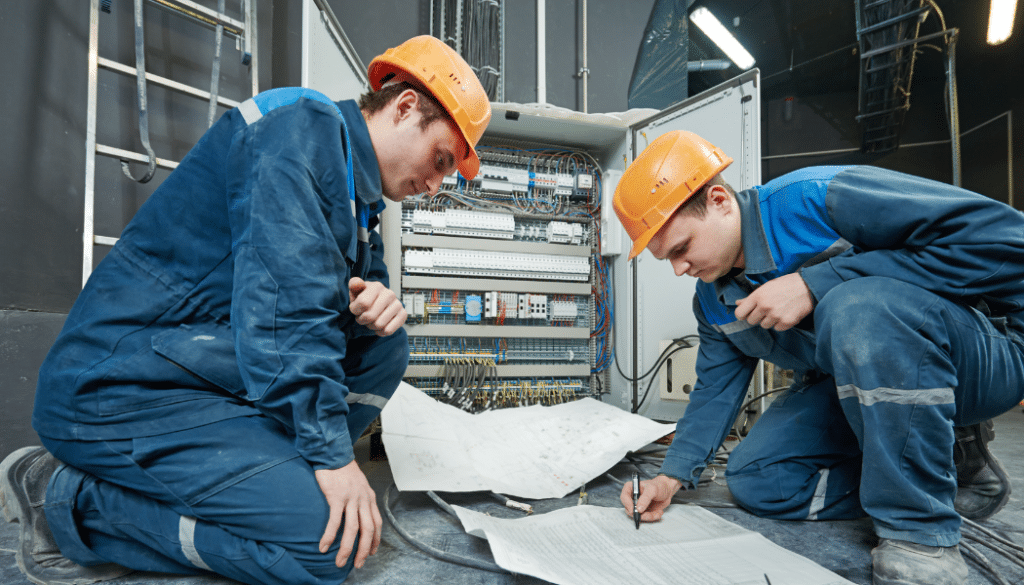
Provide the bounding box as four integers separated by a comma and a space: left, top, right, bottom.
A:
4, 409, 1024, 585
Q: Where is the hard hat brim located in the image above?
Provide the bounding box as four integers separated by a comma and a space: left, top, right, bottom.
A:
625, 195, 690, 260
458, 150, 481, 180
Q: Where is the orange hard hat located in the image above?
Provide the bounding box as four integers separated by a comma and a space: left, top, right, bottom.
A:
613, 130, 733, 260
368, 36, 492, 180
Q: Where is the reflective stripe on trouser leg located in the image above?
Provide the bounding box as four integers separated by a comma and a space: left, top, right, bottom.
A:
178, 515, 212, 571
807, 468, 830, 520
725, 378, 864, 521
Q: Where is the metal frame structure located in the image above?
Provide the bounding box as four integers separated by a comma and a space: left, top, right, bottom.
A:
854, 0, 961, 185
83, 0, 258, 286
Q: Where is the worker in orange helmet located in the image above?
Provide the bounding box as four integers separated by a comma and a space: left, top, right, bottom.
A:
615, 130, 1024, 585
2, 36, 490, 585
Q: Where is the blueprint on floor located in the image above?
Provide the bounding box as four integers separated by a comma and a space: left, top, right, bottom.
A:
455, 503, 856, 585
380, 382, 675, 499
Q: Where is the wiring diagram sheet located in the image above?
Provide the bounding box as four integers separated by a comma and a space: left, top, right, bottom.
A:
454, 504, 856, 585
380, 382, 675, 499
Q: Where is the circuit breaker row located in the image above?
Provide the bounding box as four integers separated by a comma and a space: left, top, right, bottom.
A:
441, 163, 595, 198
403, 248, 590, 281
403, 208, 587, 245
402, 290, 582, 324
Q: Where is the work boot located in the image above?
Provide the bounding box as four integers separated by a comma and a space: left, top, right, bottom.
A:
953, 420, 1011, 521
871, 539, 968, 585
0, 446, 132, 585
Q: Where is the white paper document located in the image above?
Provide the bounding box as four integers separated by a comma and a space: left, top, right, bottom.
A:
454, 504, 856, 585
380, 382, 675, 499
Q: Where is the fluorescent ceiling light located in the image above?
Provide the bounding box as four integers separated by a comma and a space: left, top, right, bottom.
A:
987, 0, 1018, 45
689, 6, 755, 70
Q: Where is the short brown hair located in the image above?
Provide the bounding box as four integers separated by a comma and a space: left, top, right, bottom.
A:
678, 175, 734, 219
358, 81, 450, 131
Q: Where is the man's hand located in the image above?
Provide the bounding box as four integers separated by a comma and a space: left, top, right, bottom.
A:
348, 277, 407, 336
734, 273, 815, 331
620, 474, 683, 523
315, 461, 382, 569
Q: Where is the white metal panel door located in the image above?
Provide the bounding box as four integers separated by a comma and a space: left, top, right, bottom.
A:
301, 0, 369, 100
615, 70, 761, 422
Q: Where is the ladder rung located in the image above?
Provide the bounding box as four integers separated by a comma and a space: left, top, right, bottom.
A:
98, 57, 241, 109
856, 109, 903, 121
96, 144, 179, 170
862, 0, 893, 10
94, 235, 119, 247
865, 57, 910, 74
857, 7, 927, 36
150, 0, 245, 34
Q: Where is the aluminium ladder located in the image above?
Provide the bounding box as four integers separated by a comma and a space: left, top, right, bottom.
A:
82, 0, 259, 286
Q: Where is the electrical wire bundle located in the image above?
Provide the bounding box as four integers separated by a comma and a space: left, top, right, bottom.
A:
960, 518, 1024, 585
437, 356, 498, 412
591, 253, 612, 373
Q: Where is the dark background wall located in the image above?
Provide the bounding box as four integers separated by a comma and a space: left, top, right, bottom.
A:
1, 0, 1021, 456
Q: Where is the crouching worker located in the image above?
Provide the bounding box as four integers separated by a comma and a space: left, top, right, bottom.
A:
1, 36, 490, 585
614, 131, 1024, 585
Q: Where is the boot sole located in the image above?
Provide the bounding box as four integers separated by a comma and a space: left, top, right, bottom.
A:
0, 446, 45, 526
1, 447, 133, 585
1, 446, 51, 585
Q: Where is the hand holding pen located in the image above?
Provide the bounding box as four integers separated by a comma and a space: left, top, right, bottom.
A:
620, 473, 685, 524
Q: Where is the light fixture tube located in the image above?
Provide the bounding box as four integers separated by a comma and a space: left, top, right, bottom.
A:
987, 0, 1018, 45
689, 6, 755, 70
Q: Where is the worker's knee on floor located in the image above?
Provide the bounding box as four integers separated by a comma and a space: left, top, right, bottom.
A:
724, 465, 778, 514
725, 457, 819, 518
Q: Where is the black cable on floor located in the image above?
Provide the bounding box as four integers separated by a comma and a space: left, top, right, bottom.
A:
960, 540, 1013, 585
383, 483, 509, 575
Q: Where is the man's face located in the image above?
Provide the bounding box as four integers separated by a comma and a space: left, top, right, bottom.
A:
646, 186, 744, 283
371, 91, 467, 203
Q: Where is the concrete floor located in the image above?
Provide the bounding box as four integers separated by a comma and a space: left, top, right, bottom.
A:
4, 409, 1024, 585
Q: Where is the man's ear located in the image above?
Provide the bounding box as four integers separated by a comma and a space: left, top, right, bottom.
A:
708, 185, 729, 206
393, 89, 418, 124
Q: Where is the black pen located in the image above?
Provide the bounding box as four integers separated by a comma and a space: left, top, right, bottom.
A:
632, 471, 641, 529
764, 574, 772, 585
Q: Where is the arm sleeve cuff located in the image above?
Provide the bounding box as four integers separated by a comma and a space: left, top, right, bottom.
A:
301, 430, 355, 471
799, 261, 846, 304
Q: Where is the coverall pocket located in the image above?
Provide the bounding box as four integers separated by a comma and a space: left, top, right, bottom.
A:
151, 324, 247, 397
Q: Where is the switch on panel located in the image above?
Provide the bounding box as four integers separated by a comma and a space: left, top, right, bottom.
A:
658, 340, 699, 402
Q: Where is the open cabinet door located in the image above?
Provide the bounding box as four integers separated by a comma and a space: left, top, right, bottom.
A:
614, 69, 761, 422
301, 0, 369, 100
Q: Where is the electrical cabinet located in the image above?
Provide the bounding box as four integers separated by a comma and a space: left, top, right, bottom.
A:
380, 70, 761, 416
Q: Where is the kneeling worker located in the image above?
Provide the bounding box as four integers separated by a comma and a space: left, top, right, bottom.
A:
2, 36, 490, 585
615, 130, 1024, 585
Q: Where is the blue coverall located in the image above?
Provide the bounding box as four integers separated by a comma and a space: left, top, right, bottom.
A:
32, 88, 409, 584
659, 166, 1024, 547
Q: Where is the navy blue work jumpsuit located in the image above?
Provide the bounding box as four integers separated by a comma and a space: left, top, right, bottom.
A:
659, 166, 1024, 547
32, 88, 409, 584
